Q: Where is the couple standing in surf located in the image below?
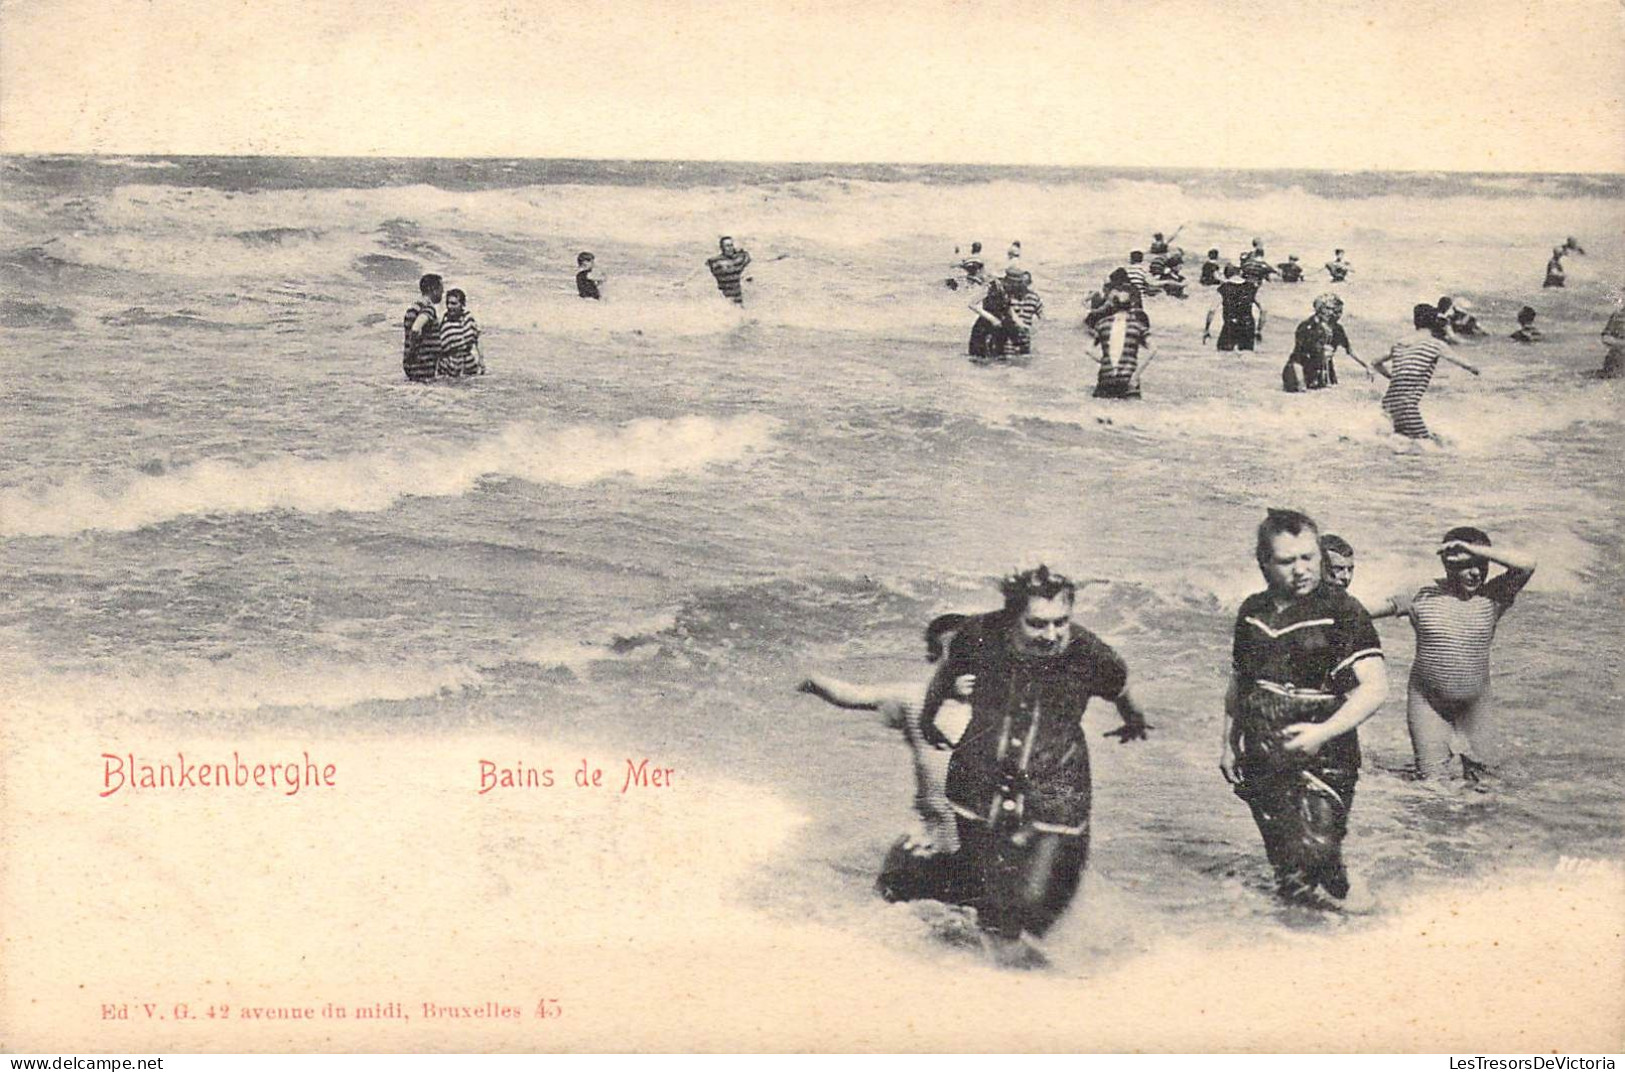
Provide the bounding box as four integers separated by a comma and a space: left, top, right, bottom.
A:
402, 272, 485, 382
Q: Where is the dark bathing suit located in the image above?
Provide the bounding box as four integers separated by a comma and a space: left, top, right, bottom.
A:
1216, 280, 1259, 351
576, 269, 600, 300
922, 613, 1129, 940
1231, 585, 1382, 904
1283, 315, 1351, 391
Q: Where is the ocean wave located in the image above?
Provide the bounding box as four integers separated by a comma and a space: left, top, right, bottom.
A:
97, 306, 251, 330
233, 226, 325, 245
0, 414, 780, 537
0, 657, 482, 718
0, 245, 113, 284
354, 252, 423, 282
0, 301, 76, 328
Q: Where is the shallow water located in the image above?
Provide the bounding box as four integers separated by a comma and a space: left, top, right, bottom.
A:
3, 155, 1623, 974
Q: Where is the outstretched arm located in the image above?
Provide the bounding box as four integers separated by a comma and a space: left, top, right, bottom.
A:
797, 675, 890, 710
1132, 339, 1159, 380
1444, 351, 1482, 376
1103, 687, 1152, 743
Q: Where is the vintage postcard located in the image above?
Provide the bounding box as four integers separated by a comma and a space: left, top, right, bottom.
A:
2, 0, 1622, 1054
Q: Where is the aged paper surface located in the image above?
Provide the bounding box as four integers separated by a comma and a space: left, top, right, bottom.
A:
2, 0, 1623, 1054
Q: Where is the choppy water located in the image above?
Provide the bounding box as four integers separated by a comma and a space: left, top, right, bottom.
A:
3, 155, 1623, 972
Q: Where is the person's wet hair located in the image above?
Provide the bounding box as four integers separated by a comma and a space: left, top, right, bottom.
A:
445, 288, 466, 304
999, 565, 1076, 614
924, 613, 972, 663
970, 242, 982, 254
419, 273, 443, 295
1413, 303, 1445, 335
1442, 525, 1491, 548
1208, 249, 1219, 258
718, 236, 733, 250
1320, 534, 1354, 558
1256, 508, 1321, 567
578, 251, 594, 265
1129, 250, 1144, 263
1517, 305, 1537, 326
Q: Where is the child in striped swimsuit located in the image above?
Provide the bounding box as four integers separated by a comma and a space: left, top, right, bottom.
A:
436, 288, 484, 378
1374, 304, 1481, 441
1369, 528, 1537, 780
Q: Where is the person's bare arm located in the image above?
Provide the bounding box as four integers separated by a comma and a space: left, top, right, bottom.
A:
1443, 351, 1481, 376
1280, 656, 1387, 756
970, 299, 1001, 326
1219, 676, 1244, 784
1103, 687, 1151, 743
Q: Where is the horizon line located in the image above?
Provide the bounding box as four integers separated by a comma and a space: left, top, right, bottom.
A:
4, 152, 1624, 180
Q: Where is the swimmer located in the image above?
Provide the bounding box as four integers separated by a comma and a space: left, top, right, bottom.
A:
1199, 249, 1224, 287
969, 266, 1043, 361
1149, 249, 1188, 298
1320, 534, 1356, 589
1087, 278, 1157, 399
920, 565, 1151, 964
575, 252, 603, 300
1372, 304, 1481, 443
1204, 265, 1265, 351
436, 288, 484, 377
797, 614, 979, 904
1544, 247, 1566, 289
1325, 249, 1353, 283
1367, 528, 1537, 781
1239, 253, 1278, 285
1223, 509, 1386, 909
401, 272, 444, 382
1282, 292, 1369, 392
948, 241, 987, 291
1277, 255, 1305, 283
1510, 305, 1542, 344
1123, 251, 1156, 299
707, 236, 752, 305
1437, 296, 1486, 338
1148, 225, 1183, 256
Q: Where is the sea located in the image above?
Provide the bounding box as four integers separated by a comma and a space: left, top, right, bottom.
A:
2, 156, 1622, 1048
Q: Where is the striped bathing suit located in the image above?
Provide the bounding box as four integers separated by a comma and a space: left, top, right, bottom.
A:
1390, 573, 1524, 705
1002, 289, 1044, 355
1123, 264, 1155, 297
708, 251, 751, 305
401, 300, 440, 382
1381, 332, 1448, 438
1093, 311, 1150, 398
436, 314, 481, 378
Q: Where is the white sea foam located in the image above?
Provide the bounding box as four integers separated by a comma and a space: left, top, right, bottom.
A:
0, 656, 482, 718
0, 414, 779, 537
